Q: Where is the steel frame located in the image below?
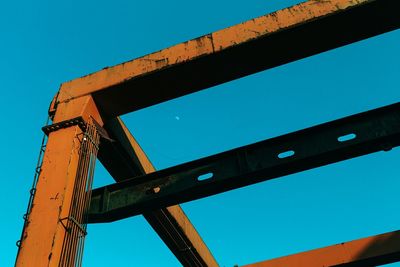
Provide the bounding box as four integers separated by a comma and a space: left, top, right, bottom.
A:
87, 102, 400, 223
16, 0, 400, 266
99, 118, 218, 266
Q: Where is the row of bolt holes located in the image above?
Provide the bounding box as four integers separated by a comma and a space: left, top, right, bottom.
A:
149, 133, 357, 193
197, 133, 357, 181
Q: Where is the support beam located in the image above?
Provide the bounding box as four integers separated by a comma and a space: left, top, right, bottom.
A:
98, 118, 218, 267
56, 0, 400, 118
242, 230, 400, 267
88, 102, 400, 222
16, 96, 103, 266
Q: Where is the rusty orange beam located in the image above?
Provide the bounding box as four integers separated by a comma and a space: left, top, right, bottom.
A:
98, 117, 219, 267
16, 96, 103, 266
55, 0, 400, 118
243, 230, 400, 267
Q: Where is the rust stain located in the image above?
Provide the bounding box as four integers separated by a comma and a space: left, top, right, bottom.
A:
57, 0, 370, 104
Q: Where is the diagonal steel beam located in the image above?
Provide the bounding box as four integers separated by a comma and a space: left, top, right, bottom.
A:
242, 230, 400, 267
97, 117, 218, 267
89, 102, 400, 222
56, 0, 400, 118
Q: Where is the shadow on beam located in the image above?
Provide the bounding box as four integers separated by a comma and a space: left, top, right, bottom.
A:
58, 0, 400, 118
242, 230, 400, 267
88, 102, 400, 223
97, 118, 218, 267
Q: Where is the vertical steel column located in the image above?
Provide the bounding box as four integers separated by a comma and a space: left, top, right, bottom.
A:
16, 96, 102, 266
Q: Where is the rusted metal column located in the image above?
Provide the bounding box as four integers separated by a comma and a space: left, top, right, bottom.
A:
242, 230, 400, 267
16, 96, 102, 266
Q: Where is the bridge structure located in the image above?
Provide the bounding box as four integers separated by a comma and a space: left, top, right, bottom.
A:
15, 0, 400, 266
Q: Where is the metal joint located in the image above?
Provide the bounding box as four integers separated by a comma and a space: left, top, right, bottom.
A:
59, 217, 87, 236
42, 117, 86, 135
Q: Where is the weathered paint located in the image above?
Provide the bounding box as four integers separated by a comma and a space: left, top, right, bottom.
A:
53, 95, 103, 125
57, 0, 373, 104
212, 0, 368, 49
16, 96, 102, 266
16, 126, 83, 266
58, 35, 214, 103
17, 0, 400, 265
243, 230, 400, 267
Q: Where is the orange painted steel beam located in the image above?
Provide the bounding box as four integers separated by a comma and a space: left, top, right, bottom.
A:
98, 117, 218, 267
55, 0, 400, 118
16, 96, 103, 266
242, 230, 400, 267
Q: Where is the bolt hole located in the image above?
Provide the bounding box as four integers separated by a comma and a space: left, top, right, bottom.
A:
278, 150, 295, 159
146, 187, 161, 195
197, 172, 213, 181
338, 133, 356, 142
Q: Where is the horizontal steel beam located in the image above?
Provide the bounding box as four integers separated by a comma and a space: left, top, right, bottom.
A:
88, 102, 400, 223
98, 118, 218, 267
57, 0, 400, 118
242, 230, 400, 267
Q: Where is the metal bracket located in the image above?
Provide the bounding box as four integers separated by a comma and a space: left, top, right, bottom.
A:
42, 117, 86, 135
59, 216, 87, 236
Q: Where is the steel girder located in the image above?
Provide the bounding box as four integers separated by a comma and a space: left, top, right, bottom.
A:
88, 102, 400, 223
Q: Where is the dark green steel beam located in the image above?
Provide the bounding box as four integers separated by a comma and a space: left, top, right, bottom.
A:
89, 102, 400, 223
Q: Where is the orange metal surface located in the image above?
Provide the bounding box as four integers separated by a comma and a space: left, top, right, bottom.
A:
53, 0, 400, 118
16, 97, 101, 266
17, 0, 400, 265
243, 230, 400, 267
53, 95, 103, 125
58, 0, 371, 102
111, 118, 219, 266
16, 126, 83, 266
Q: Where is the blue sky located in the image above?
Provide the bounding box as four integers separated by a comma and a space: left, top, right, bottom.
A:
1, 0, 400, 266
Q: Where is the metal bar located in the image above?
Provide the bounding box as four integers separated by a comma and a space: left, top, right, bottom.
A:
241, 230, 400, 267
98, 117, 219, 267
56, 0, 400, 118
89, 102, 400, 223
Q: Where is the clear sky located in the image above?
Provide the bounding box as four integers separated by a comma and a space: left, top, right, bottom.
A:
1, 0, 400, 266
